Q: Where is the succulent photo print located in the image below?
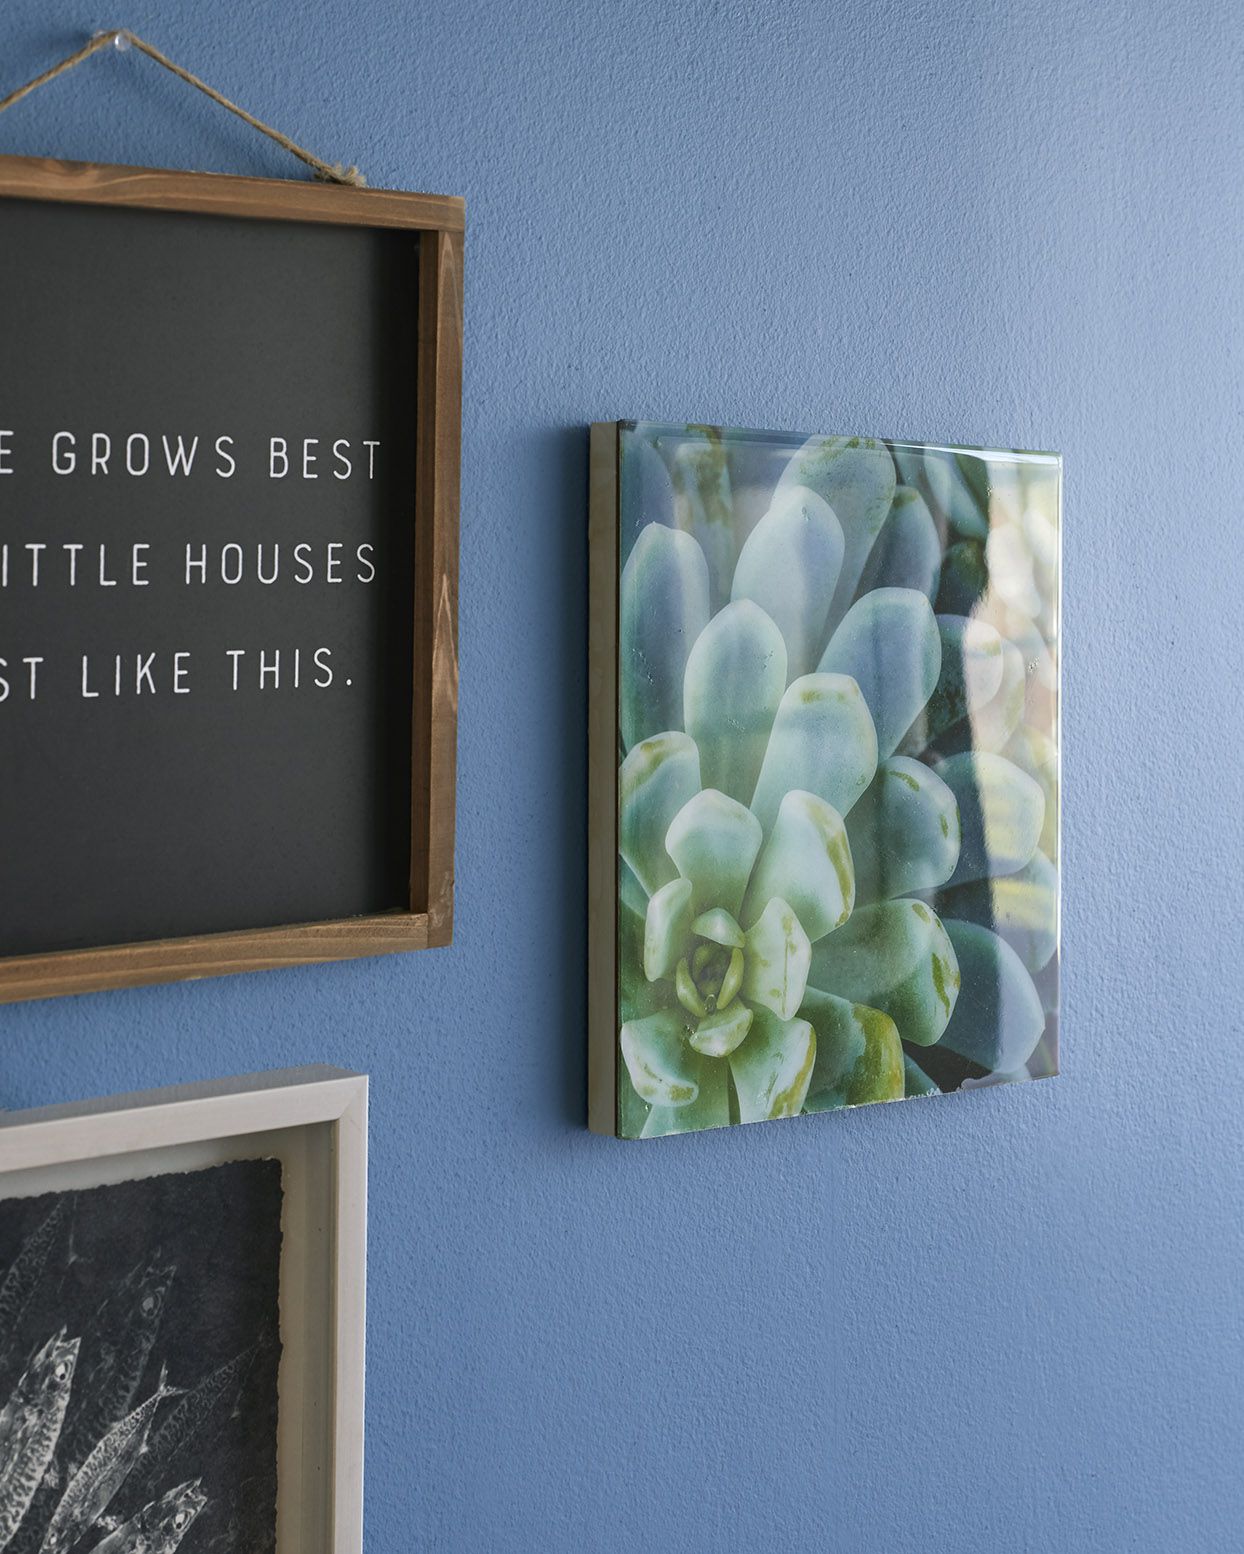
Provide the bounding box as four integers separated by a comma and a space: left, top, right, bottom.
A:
0, 1162, 282, 1553
589, 422, 1060, 1140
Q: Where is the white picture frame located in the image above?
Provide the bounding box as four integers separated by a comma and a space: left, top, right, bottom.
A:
0, 1065, 368, 1554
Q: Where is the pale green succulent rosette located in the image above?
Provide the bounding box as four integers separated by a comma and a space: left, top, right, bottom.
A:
615, 426, 1059, 1136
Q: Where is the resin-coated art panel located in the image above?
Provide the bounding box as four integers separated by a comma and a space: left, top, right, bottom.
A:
592, 423, 1059, 1139
0, 1161, 282, 1552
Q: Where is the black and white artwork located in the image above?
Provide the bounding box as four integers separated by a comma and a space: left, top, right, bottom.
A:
0, 1160, 282, 1554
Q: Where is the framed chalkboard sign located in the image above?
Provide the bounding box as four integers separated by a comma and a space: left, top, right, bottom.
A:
0, 155, 462, 1002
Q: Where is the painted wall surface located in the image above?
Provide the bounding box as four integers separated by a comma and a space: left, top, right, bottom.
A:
1, 3, 1241, 1549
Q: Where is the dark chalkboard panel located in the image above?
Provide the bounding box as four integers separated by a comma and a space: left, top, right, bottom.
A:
0, 157, 462, 1001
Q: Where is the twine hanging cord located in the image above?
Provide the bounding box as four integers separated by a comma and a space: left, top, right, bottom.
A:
0, 28, 365, 187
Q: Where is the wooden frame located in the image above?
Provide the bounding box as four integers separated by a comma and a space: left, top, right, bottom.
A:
0, 154, 462, 1003
587, 423, 622, 1136
0, 1065, 368, 1554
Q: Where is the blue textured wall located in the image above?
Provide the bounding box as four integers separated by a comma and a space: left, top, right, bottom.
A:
3, 4, 1242, 1549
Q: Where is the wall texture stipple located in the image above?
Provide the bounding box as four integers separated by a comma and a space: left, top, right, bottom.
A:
1, 3, 1241, 1550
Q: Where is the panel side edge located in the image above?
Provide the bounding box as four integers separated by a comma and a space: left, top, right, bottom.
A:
587, 424, 620, 1136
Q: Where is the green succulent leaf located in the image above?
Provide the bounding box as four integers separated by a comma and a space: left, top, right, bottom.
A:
619, 427, 677, 537
808, 899, 960, 1047
982, 455, 1025, 522
943, 452, 991, 540
1021, 494, 1059, 617
665, 788, 763, 918
1005, 725, 1059, 861
1033, 955, 1060, 1019
955, 450, 993, 511
618, 732, 702, 898
935, 920, 1045, 1071
819, 587, 942, 760
935, 751, 1045, 887
939, 638, 1027, 757
689, 1001, 754, 1057
620, 1009, 698, 1108
620, 907, 663, 1022
683, 599, 787, 804
978, 602, 1057, 715
618, 1058, 654, 1138
741, 789, 854, 941
986, 520, 1043, 618
643, 877, 694, 982
889, 443, 931, 491
856, 485, 941, 602
619, 522, 710, 750
800, 988, 905, 1111
729, 484, 844, 678
675, 957, 708, 1017
741, 896, 812, 1020
917, 614, 1006, 744
691, 908, 745, 948
976, 639, 1027, 753
775, 436, 897, 635
620, 858, 648, 919
892, 446, 987, 540
750, 673, 879, 831
641, 1054, 732, 1137
668, 431, 736, 611
934, 540, 989, 617
846, 757, 961, 905
730, 1005, 817, 1122
939, 849, 1058, 972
